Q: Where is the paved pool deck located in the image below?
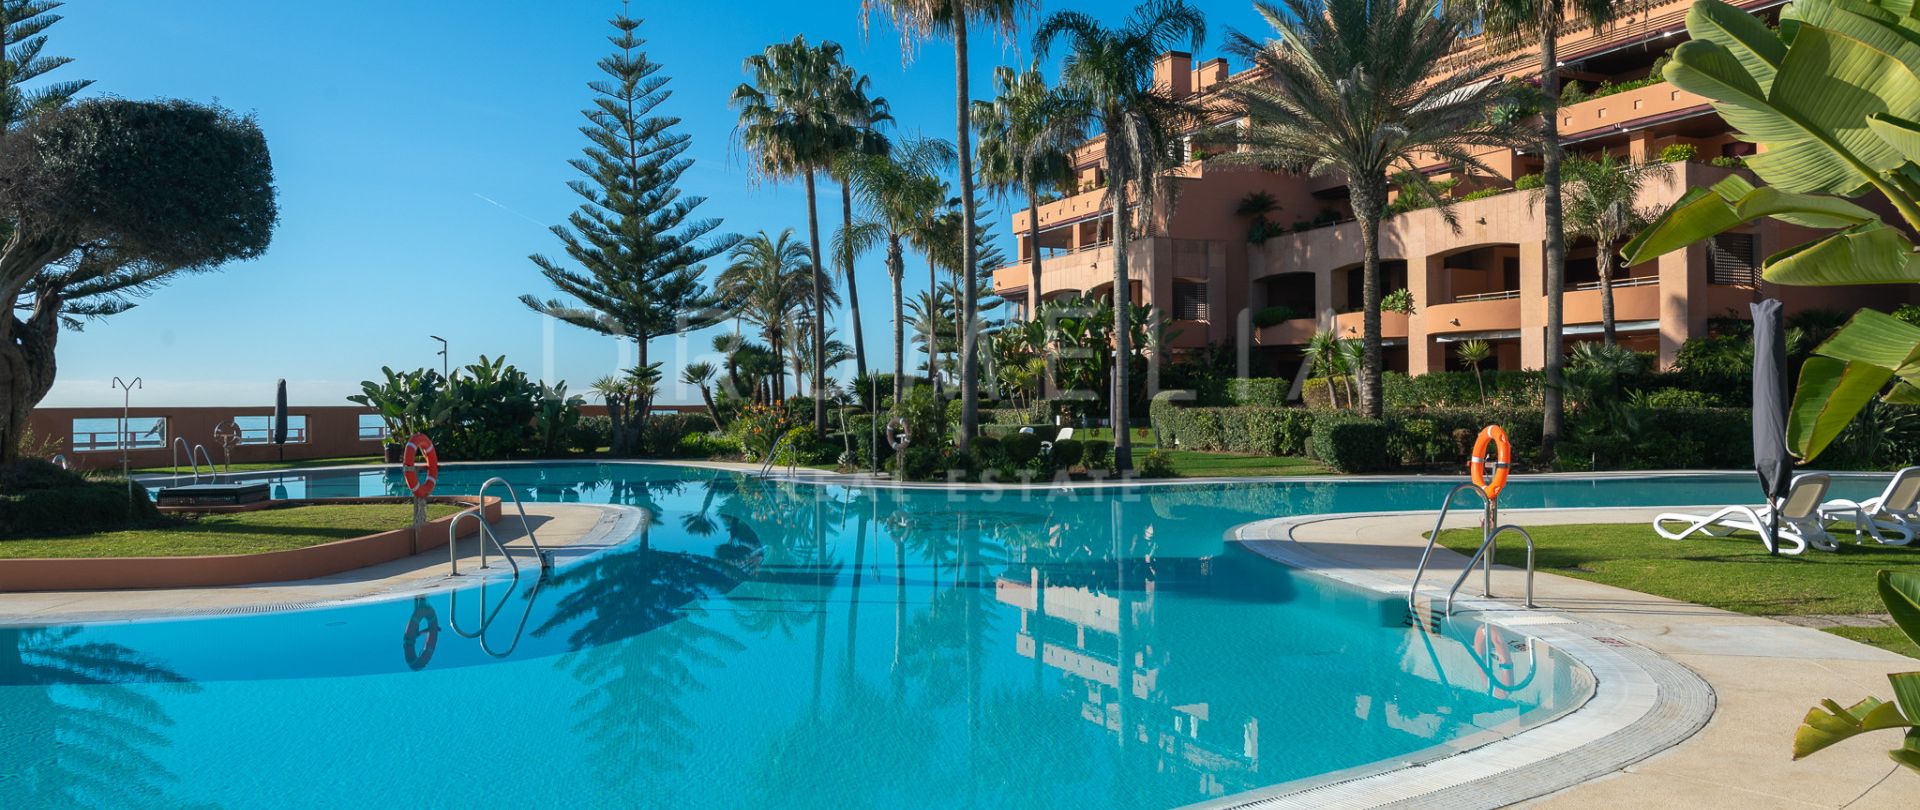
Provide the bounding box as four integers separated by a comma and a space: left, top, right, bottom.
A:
1265, 506, 1920, 810
0, 502, 640, 625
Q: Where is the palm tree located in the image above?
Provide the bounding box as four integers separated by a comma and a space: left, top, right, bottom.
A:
1474, 0, 1645, 458
711, 333, 746, 400
1034, 0, 1208, 473
829, 66, 892, 384
907, 287, 957, 383
863, 0, 1038, 451
1216, 0, 1523, 420
715, 229, 814, 401
1557, 154, 1671, 345
1455, 339, 1492, 403
838, 136, 956, 408
733, 36, 850, 432
973, 64, 1085, 320
681, 361, 724, 429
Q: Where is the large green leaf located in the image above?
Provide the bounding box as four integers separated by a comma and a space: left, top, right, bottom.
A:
1686, 0, 1786, 93
1620, 176, 1876, 265
1795, 697, 1914, 759
1882, 570, 1920, 648
1789, 356, 1895, 460
1763, 221, 1920, 285
1813, 308, 1920, 371
1672, 6, 1920, 196
1891, 731, 1920, 773
1893, 672, 1920, 719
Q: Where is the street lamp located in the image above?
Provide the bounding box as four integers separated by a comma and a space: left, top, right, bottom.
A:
430, 335, 448, 376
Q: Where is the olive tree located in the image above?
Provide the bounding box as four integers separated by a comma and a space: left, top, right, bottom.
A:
0, 99, 279, 461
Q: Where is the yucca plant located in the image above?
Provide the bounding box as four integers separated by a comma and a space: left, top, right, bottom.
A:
1456, 339, 1492, 403
1622, 0, 1920, 462
1793, 571, 1920, 772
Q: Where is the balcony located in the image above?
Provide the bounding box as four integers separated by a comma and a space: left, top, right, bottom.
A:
991, 240, 1151, 303
1558, 81, 1709, 140
1426, 297, 1522, 335
1254, 317, 1319, 346
1332, 310, 1410, 341
1565, 276, 1662, 325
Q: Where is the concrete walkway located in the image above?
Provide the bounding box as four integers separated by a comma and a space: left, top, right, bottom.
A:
0, 502, 641, 625
1275, 507, 1920, 809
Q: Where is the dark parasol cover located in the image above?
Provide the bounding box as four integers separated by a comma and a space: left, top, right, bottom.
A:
1752, 299, 1792, 555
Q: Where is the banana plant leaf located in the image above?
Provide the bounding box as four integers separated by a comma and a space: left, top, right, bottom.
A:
1794, 697, 1914, 760
1882, 570, 1920, 648
1619, 176, 1876, 266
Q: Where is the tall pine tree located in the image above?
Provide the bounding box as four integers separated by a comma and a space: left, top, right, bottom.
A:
522, 8, 736, 376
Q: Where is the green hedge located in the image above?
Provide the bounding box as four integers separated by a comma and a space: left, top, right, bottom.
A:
1310, 414, 1391, 473
1229, 377, 1291, 407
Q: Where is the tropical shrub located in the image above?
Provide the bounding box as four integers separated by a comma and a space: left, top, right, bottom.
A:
0, 461, 161, 538
1656, 143, 1698, 163
569, 415, 612, 455
731, 403, 793, 461
1252, 306, 1303, 328
1083, 439, 1113, 472
1458, 187, 1506, 202
1710, 154, 1746, 170
1002, 432, 1044, 465
1137, 449, 1177, 479
1381, 287, 1415, 314
532, 382, 584, 457
1513, 173, 1544, 190
1050, 438, 1086, 470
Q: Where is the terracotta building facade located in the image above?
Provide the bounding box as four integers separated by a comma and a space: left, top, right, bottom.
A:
989, 0, 1913, 388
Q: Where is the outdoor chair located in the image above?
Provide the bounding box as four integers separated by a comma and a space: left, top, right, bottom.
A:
1041, 426, 1074, 455
1819, 466, 1920, 546
1653, 473, 1839, 555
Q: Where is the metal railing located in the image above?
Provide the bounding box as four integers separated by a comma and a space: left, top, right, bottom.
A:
447, 509, 518, 578
756, 432, 799, 478
447, 575, 545, 658
193, 444, 217, 483
1453, 289, 1523, 303
477, 477, 551, 572
1408, 482, 1536, 618
1572, 275, 1659, 291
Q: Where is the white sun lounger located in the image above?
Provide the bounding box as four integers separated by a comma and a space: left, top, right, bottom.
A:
1819, 466, 1920, 546
1654, 473, 1838, 555
1040, 426, 1074, 455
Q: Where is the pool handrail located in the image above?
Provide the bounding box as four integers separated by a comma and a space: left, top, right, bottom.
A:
192, 444, 216, 484
1408, 482, 1486, 612
476, 476, 551, 572
447, 508, 518, 578
172, 437, 193, 485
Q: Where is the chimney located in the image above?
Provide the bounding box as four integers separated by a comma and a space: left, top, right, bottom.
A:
1154, 51, 1194, 98
1194, 58, 1230, 93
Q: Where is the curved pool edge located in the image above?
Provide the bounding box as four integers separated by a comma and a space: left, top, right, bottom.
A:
1210, 514, 1715, 810
0, 503, 650, 628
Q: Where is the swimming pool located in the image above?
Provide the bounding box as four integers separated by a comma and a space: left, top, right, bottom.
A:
0, 465, 1874, 808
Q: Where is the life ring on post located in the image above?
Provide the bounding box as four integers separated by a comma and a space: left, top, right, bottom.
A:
885, 417, 912, 451
401, 433, 439, 498
1469, 425, 1512, 499
402, 597, 439, 672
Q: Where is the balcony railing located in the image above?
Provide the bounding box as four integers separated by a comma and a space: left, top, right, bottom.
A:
1573, 275, 1659, 291
1454, 289, 1522, 302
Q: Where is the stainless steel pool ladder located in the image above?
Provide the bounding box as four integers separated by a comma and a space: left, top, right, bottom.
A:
446, 477, 552, 575
49, 453, 68, 470
193, 444, 216, 483
756, 432, 799, 478
172, 437, 193, 484
1408, 482, 1535, 618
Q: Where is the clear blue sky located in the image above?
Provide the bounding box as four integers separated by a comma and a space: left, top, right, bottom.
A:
42, 0, 1267, 408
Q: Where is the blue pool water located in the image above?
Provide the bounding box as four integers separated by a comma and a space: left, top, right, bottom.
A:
0, 466, 1876, 808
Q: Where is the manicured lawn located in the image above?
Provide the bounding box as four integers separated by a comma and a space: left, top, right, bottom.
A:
133, 455, 384, 475
0, 503, 462, 559
1072, 428, 1332, 476
1435, 523, 1920, 658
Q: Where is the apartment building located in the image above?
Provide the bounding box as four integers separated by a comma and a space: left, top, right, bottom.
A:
989, 0, 1915, 383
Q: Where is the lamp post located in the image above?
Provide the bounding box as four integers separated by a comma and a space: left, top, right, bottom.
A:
111, 376, 142, 510
430, 335, 448, 377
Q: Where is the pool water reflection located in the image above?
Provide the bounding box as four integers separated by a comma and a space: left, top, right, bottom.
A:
0, 463, 1805, 808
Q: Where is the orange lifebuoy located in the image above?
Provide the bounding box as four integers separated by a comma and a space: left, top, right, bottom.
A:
401, 433, 439, 498
1469, 425, 1512, 499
